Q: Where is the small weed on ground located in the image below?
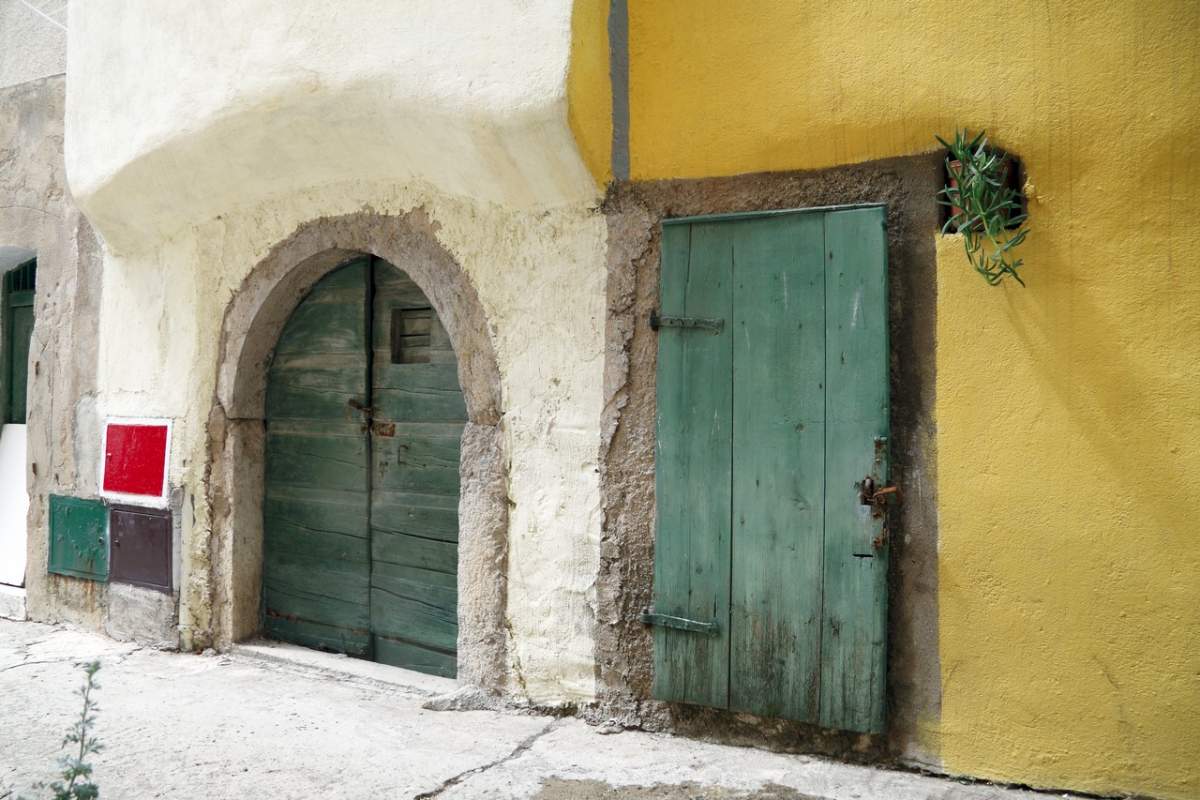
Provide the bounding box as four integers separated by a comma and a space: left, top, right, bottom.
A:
20, 660, 104, 800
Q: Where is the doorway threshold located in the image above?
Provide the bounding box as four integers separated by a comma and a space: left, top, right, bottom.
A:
232, 638, 458, 697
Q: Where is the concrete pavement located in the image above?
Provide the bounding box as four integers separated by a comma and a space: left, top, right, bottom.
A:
0, 620, 1081, 799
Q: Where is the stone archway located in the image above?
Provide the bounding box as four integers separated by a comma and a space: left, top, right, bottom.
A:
206, 210, 508, 690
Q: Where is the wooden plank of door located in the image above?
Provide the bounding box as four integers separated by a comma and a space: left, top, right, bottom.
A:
369, 258, 464, 678
263, 260, 371, 657
819, 207, 890, 733
7, 302, 32, 424
652, 221, 733, 709
728, 213, 826, 722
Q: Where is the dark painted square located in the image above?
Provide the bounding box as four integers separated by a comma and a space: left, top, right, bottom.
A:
48, 495, 108, 581
109, 504, 172, 593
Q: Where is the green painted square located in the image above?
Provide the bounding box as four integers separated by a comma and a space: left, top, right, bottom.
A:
48, 495, 109, 581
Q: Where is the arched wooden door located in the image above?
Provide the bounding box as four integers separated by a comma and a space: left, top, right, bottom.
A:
262, 256, 465, 677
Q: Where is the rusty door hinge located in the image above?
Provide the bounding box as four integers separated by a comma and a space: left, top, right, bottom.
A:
872, 527, 890, 550
649, 309, 725, 334
640, 609, 720, 635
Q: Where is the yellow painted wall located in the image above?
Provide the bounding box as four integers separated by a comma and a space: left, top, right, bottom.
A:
603, 2, 1200, 798
568, 0, 612, 186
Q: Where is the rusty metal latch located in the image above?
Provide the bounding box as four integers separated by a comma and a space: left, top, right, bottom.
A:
859, 477, 900, 509
860, 474, 900, 551
347, 398, 374, 414
649, 309, 724, 334
861, 436, 899, 551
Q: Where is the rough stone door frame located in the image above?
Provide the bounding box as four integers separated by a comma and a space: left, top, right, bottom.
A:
595, 157, 943, 760
206, 210, 509, 690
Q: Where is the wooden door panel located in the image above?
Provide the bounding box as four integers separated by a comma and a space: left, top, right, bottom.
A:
263, 484, 370, 539
372, 364, 468, 420
728, 214, 826, 721
374, 635, 456, 678
819, 207, 890, 733
369, 259, 463, 677
271, 265, 369, 354
262, 354, 372, 419
370, 561, 458, 646
264, 553, 371, 618
370, 490, 458, 542
3, 259, 34, 425
263, 259, 371, 657
652, 221, 734, 709
373, 421, 463, 494
372, 528, 457, 575
652, 208, 889, 732
7, 303, 32, 424
265, 420, 370, 492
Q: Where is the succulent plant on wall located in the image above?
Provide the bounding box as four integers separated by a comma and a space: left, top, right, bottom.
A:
937, 129, 1030, 287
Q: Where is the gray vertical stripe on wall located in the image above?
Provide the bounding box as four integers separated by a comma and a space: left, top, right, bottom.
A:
608, 0, 630, 181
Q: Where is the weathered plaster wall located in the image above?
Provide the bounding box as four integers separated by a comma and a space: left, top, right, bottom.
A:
0, 0, 67, 89
92, 186, 607, 702
66, 0, 608, 704
621, 3, 1200, 799
66, 0, 598, 255
596, 156, 941, 764
0, 77, 106, 631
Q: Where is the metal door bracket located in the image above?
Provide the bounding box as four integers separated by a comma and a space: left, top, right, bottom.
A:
640, 609, 720, 635
649, 309, 724, 334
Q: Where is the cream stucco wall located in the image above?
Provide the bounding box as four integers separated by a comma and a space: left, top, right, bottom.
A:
66, 0, 598, 254
67, 1, 607, 703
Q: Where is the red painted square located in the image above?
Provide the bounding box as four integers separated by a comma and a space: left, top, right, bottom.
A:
103, 424, 168, 498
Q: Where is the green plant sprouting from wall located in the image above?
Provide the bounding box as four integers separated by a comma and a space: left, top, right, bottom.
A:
20, 661, 104, 800
937, 129, 1030, 287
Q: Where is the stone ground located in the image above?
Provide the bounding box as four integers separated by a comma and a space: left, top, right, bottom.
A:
0, 620, 1082, 800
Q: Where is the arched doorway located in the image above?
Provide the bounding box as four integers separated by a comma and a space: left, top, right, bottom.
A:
1, 254, 36, 590
262, 254, 466, 677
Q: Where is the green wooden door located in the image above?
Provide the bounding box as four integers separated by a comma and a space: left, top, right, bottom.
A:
264, 260, 373, 656
369, 265, 465, 677
651, 221, 734, 709
263, 256, 465, 676
4, 259, 36, 424
650, 206, 890, 733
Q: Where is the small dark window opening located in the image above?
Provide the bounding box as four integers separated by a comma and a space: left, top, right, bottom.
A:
391, 307, 432, 364
4, 257, 37, 424
3, 258, 36, 293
